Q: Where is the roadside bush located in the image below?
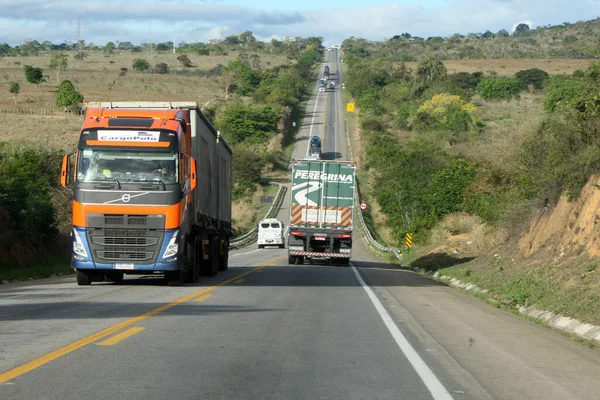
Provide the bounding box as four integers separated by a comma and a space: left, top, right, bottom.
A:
215, 105, 279, 144
413, 93, 478, 132
132, 58, 150, 72
476, 77, 522, 100
514, 68, 549, 89
0, 146, 62, 266
448, 72, 483, 91
232, 148, 263, 198
543, 75, 593, 113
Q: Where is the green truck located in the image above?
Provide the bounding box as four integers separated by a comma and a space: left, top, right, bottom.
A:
288, 159, 356, 265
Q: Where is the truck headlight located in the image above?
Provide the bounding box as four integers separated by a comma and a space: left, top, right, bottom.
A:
72, 229, 88, 258
162, 230, 179, 259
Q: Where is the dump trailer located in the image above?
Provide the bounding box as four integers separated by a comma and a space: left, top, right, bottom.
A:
60, 102, 232, 286
287, 159, 355, 265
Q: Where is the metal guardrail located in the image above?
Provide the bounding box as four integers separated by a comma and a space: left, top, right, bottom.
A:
229, 182, 286, 249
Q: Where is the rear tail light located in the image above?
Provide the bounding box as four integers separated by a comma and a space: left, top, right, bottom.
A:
339, 234, 351, 238
290, 231, 303, 236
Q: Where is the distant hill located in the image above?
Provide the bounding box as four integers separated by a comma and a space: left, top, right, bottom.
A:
343, 18, 600, 61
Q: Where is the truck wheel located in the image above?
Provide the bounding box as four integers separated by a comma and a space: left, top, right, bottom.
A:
184, 238, 199, 284
211, 240, 219, 275
288, 255, 296, 265
105, 271, 124, 283
218, 240, 229, 271
258, 244, 263, 249
296, 257, 304, 265
341, 259, 350, 267
166, 270, 184, 286
76, 270, 92, 286
279, 243, 285, 249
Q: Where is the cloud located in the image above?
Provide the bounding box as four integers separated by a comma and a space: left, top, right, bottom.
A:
0, 0, 598, 46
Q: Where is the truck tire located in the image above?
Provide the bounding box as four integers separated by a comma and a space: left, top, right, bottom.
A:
279, 243, 285, 249
184, 238, 199, 284
218, 239, 229, 271
296, 256, 304, 265
288, 255, 296, 265
340, 258, 350, 267
201, 238, 218, 276
166, 270, 184, 286
76, 270, 92, 286
211, 240, 219, 275
105, 271, 124, 283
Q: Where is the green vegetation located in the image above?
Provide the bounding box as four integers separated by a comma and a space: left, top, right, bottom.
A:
343, 18, 600, 61
55, 80, 83, 111
344, 19, 600, 327
23, 64, 44, 86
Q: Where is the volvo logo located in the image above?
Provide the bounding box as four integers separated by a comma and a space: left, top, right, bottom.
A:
121, 194, 131, 203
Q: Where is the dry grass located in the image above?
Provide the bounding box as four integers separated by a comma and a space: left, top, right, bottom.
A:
0, 51, 291, 149
450, 92, 545, 170
404, 58, 594, 77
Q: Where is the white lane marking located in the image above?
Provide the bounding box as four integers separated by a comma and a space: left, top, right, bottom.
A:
306, 90, 322, 157
231, 249, 261, 257
350, 264, 454, 400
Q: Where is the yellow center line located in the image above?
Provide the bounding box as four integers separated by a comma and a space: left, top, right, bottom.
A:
194, 294, 213, 302
97, 327, 145, 347
233, 279, 245, 284
0, 256, 285, 385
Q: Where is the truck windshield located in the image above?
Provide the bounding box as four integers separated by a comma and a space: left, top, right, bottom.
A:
77, 149, 178, 184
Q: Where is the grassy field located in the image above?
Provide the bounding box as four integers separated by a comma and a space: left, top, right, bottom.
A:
403, 58, 594, 77
0, 51, 291, 150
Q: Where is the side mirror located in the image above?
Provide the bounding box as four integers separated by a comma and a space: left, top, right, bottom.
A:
60, 153, 75, 188
189, 157, 197, 191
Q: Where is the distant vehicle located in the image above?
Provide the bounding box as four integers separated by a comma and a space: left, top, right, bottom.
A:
257, 218, 284, 249
309, 135, 322, 158
329, 81, 335, 90
319, 78, 327, 92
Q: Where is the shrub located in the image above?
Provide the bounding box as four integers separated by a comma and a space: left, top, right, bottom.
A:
476, 77, 521, 100
154, 63, 168, 74
448, 72, 483, 91
543, 75, 592, 113
23, 65, 45, 86
132, 58, 150, 72
215, 105, 279, 144
232, 148, 262, 198
514, 68, 549, 89
413, 93, 478, 131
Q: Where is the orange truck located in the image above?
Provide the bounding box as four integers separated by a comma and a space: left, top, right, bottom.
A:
60, 102, 232, 286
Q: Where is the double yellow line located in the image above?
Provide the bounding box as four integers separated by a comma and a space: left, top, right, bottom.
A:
0, 257, 284, 384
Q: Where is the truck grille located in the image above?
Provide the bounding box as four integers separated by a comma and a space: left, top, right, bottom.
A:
97, 247, 154, 261
86, 214, 165, 263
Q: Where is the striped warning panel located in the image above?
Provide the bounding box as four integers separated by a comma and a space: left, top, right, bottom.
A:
289, 251, 351, 258
290, 204, 353, 228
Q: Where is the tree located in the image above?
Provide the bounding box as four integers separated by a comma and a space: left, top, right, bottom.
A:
23, 65, 45, 87
48, 53, 68, 83
215, 105, 279, 144
132, 58, 150, 72
415, 56, 447, 88
482, 30, 495, 39
9, 82, 20, 104
515, 68, 549, 90
55, 80, 83, 111
239, 31, 257, 45
496, 29, 510, 37
513, 23, 531, 36
104, 42, 116, 54
177, 54, 193, 67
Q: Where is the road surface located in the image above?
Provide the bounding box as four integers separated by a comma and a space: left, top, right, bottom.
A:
2, 48, 600, 400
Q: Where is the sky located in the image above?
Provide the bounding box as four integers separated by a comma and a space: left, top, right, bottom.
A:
0, 0, 598, 47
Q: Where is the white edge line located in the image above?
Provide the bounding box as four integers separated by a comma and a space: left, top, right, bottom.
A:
231, 249, 262, 257
350, 263, 454, 400
306, 82, 322, 157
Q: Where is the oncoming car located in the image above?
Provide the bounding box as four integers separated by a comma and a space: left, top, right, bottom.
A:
257, 218, 285, 249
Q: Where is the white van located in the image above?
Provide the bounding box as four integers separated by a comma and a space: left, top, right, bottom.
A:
257, 218, 285, 249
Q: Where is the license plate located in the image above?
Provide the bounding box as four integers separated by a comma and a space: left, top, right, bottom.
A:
315, 236, 326, 241
267, 240, 273, 243
115, 263, 134, 270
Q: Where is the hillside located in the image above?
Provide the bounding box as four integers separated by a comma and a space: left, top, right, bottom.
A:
343, 18, 600, 61
342, 16, 600, 326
